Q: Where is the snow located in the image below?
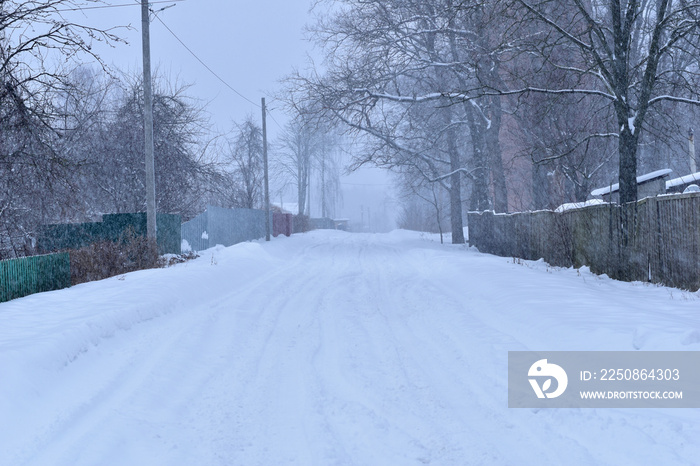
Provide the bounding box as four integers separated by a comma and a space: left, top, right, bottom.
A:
666, 171, 700, 189
180, 239, 191, 253
591, 169, 672, 197
201, 231, 209, 240
1, 230, 699, 465
555, 199, 606, 212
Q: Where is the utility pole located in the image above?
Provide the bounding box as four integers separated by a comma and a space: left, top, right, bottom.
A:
262, 98, 270, 241
690, 128, 696, 174
141, 0, 157, 243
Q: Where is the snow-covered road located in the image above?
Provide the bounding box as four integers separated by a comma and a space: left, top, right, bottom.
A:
1, 230, 699, 465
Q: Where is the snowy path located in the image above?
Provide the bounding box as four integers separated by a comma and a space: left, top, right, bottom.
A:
1, 230, 699, 465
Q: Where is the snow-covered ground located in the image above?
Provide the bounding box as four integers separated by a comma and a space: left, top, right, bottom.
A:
1, 230, 698, 465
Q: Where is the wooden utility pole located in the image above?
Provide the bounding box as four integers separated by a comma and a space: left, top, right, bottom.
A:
262, 98, 270, 241
141, 1, 157, 243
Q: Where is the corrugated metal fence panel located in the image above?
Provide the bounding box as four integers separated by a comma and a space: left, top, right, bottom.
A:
181, 206, 271, 252
181, 210, 209, 252
103, 213, 182, 254
38, 213, 182, 255
207, 207, 266, 246
0, 252, 71, 303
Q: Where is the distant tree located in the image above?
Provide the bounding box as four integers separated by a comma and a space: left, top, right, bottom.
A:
314, 136, 343, 219
275, 110, 324, 216
397, 168, 449, 243
224, 116, 264, 209
288, 0, 518, 243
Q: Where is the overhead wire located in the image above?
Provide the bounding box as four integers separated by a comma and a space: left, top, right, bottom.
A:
62, 1, 287, 130
152, 13, 259, 108
150, 8, 286, 130
55, 0, 185, 13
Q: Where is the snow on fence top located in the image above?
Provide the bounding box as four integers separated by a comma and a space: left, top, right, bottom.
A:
554, 199, 606, 212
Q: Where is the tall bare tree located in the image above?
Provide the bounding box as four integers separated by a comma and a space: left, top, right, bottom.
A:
225, 116, 264, 209
507, 0, 700, 204
276, 111, 321, 216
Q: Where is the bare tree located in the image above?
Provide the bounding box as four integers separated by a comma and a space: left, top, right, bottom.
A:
396, 168, 450, 243
275, 110, 324, 216
314, 133, 343, 219
0, 0, 122, 257
54, 70, 217, 222
1, 0, 122, 128
506, 0, 700, 204
289, 0, 522, 242
510, 80, 618, 208
225, 116, 264, 209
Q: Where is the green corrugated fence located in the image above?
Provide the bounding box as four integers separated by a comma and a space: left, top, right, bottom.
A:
0, 253, 71, 303
37, 213, 181, 255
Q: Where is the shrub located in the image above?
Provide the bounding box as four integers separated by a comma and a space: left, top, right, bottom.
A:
69, 228, 158, 285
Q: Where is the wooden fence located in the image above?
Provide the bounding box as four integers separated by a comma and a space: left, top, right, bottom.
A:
467, 193, 700, 291
0, 252, 71, 303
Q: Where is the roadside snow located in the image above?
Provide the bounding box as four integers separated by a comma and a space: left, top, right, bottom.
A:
1, 230, 698, 465
181, 238, 192, 253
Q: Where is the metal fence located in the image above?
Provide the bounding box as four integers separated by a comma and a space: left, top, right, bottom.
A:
181, 206, 269, 251
0, 252, 71, 303
467, 193, 700, 291
38, 213, 181, 255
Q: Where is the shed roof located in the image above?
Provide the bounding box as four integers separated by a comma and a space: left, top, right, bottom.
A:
591, 169, 672, 197
666, 171, 700, 189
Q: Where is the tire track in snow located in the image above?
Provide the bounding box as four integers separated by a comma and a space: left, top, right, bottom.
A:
5, 232, 697, 465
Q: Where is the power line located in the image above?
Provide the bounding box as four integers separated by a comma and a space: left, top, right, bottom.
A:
151, 11, 287, 131
55, 0, 185, 13
152, 13, 260, 108
58, 1, 287, 131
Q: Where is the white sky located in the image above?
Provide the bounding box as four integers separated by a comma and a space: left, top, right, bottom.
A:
71, 0, 314, 139
66, 0, 395, 226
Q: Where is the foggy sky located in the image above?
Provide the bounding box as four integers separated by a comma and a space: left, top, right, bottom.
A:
69, 0, 395, 226
74, 0, 312, 138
